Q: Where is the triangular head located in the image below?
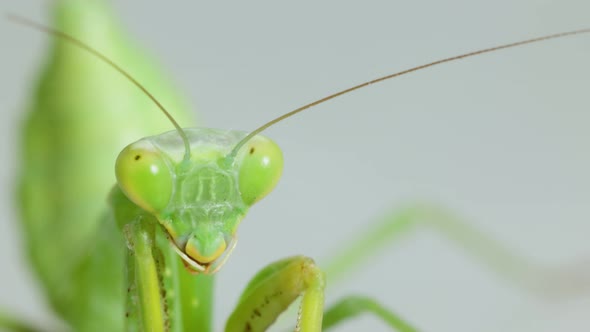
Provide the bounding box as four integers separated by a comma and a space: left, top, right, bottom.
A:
115, 128, 283, 273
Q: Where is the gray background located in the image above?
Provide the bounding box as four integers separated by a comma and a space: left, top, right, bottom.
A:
1, 0, 590, 331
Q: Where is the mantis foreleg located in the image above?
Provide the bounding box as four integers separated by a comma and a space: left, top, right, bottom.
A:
225, 256, 325, 332
126, 219, 167, 332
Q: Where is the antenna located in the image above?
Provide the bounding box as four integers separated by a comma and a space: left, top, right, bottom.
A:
228, 28, 590, 159
7, 14, 193, 161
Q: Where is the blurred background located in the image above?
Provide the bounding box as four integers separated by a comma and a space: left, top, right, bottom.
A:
1, 0, 590, 331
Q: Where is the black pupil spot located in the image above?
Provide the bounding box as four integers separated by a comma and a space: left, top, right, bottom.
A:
249, 147, 255, 154
134, 155, 141, 161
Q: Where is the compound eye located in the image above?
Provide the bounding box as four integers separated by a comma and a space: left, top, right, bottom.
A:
115, 142, 173, 213
237, 136, 284, 206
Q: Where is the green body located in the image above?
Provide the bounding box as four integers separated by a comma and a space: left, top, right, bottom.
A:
18, 0, 202, 330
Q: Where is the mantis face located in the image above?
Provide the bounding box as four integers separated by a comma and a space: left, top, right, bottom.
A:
115, 128, 283, 273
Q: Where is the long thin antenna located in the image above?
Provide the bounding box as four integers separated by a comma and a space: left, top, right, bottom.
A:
7, 14, 192, 161
229, 28, 590, 158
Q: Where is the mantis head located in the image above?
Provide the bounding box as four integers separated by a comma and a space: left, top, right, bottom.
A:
115, 129, 283, 274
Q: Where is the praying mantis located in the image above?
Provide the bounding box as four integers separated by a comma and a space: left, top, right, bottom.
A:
2, 0, 590, 331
